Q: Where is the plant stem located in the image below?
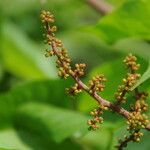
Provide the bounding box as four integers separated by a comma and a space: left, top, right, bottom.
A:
87, 0, 113, 15
44, 20, 150, 132
50, 40, 150, 131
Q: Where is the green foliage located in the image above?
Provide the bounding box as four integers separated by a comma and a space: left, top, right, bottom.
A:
1, 22, 57, 79
15, 102, 89, 142
132, 61, 150, 90
0, 127, 83, 150
93, 0, 150, 43
87, 0, 150, 89
0, 80, 87, 149
0, 128, 30, 150
0, 79, 73, 123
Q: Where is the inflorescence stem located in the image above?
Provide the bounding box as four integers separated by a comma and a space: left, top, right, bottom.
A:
42, 10, 150, 132
50, 34, 150, 131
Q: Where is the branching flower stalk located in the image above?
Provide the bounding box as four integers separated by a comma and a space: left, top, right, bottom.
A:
40, 10, 150, 150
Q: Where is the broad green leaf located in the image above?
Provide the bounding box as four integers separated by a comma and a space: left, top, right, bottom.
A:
80, 129, 113, 150
0, 127, 83, 150
0, 79, 72, 123
15, 102, 89, 142
1, 22, 57, 79
93, 0, 150, 43
60, 30, 122, 69
80, 121, 123, 150
0, 128, 30, 150
15, 129, 83, 150
114, 39, 150, 61
132, 61, 150, 90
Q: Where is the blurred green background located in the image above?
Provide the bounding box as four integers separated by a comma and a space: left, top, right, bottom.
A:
0, 0, 150, 150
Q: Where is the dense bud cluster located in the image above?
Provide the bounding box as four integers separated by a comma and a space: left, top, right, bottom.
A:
115, 54, 141, 105
135, 92, 148, 112
125, 73, 141, 87
45, 49, 55, 57
127, 112, 149, 131
88, 75, 106, 94
73, 63, 86, 77
87, 106, 106, 130
117, 131, 143, 149
117, 91, 149, 149
41, 10, 62, 48
115, 73, 141, 104
46, 34, 62, 47
132, 131, 143, 142
41, 10, 73, 79
115, 54, 149, 149
66, 83, 82, 95
119, 91, 149, 148
56, 49, 72, 79
40, 10, 54, 23
123, 53, 140, 72
41, 10, 87, 81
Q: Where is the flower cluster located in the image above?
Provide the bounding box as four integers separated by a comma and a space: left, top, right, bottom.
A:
73, 63, 86, 77
134, 92, 148, 112
46, 34, 62, 47
132, 131, 143, 142
40, 10, 54, 23
66, 83, 82, 96
41, 10, 87, 81
117, 131, 143, 149
123, 53, 140, 72
56, 48, 72, 79
117, 91, 149, 149
87, 106, 107, 130
45, 49, 55, 57
88, 75, 106, 94
127, 112, 149, 131
115, 54, 141, 105
115, 73, 141, 103
124, 73, 141, 88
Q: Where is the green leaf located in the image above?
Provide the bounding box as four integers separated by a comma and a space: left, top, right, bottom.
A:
0, 128, 30, 150
93, 0, 150, 43
1, 22, 57, 79
132, 61, 150, 90
15, 129, 83, 150
80, 128, 113, 150
15, 102, 89, 142
0, 79, 72, 123
80, 121, 124, 150
0, 127, 83, 150
114, 39, 150, 61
